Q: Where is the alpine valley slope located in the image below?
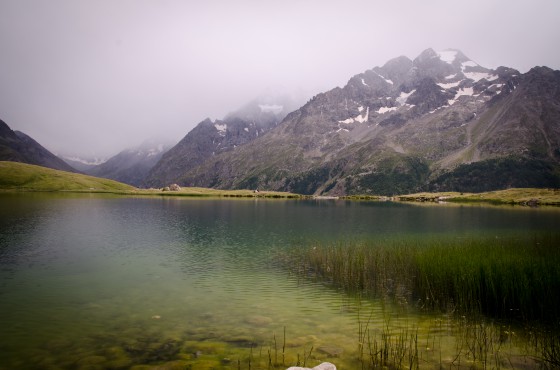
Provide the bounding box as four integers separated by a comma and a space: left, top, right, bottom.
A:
86, 138, 173, 187
149, 48, 560, 195
144, 91, 305, 187
0, 119, 77, 173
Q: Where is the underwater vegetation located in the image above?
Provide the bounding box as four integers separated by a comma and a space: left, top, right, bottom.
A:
280, 233, 560, 368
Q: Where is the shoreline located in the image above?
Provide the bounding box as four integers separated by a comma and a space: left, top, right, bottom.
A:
3, 188, 560, 207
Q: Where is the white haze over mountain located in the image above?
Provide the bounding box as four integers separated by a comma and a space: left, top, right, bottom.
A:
1, 0, 559, 158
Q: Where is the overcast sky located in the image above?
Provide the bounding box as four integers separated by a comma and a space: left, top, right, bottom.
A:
1, 0, 559, 158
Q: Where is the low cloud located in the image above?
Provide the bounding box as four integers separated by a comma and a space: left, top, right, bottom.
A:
1, 0, 558, 157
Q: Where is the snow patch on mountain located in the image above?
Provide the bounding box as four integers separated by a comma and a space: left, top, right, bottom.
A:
437, 50, 458, 64
437, 81, 462, 89
448, 87, 475, 106
146, 144, 165, 157
62, 156, 107, 166
464, 71, 498, 82
374, 71, 393, 85
355, 107, 369, 123
458, 60, 499, 82
338, 107, 369, 124
376, 106, 398, 114
462, 61, 478, 68
215, 123, 227, 135
396, 90, 416, 105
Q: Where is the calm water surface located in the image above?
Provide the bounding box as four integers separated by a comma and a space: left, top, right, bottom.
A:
0, 194, 558, 369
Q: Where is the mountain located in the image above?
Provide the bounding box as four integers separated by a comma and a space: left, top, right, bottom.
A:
60, 154, 107, 173
86, 138, 173, 187
0, 119, 77, 172
150, 48, 560, 195
144, 91, 306, 187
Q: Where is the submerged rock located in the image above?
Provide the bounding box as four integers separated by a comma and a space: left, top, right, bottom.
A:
245, 315, 272, 327
317, 345, 343, 357
124, 338, 180, 363
287, 362, 337, 370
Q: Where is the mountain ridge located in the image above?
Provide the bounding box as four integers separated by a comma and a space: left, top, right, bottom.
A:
0, 119, 77, 173
143, 91, 306, 187
86, 138, 173, 186
147, 48, 559, 195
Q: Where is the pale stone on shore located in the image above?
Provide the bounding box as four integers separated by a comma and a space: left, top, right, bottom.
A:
287, 362, 336, 370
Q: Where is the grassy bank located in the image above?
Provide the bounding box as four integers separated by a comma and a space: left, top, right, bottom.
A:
0, 161, 300, 198
396, 188, 560, 206
0, 161, 135, 192
2, 161, 559, 203
132, 187, 300, 198
286, 234, 560, 324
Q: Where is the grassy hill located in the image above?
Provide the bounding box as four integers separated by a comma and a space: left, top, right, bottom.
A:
0, 161, 136, 192
0, 161, 299, 198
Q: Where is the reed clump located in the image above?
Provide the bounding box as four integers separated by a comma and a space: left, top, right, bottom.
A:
290, 233, 560, 324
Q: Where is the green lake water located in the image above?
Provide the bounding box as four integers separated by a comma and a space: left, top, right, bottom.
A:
0, 194, 558, 369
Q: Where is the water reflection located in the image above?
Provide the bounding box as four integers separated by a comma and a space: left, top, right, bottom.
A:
0, 194, 558, 369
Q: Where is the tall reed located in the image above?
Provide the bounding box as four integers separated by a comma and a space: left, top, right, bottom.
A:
289, 233, 560, 324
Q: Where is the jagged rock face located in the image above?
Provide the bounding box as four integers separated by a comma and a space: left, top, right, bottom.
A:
144, 93, 304, 188
0, 120, 76, 172
151, 48, 560, 195
143, 115, 279, 188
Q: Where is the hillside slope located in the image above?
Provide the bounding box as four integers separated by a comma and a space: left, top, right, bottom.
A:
145, 92, 306, 187
87, 139, 172, 186
0, 119, 77, 172
0, 161, 135, 192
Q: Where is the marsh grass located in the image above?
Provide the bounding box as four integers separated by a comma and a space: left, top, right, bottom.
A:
398, 188, 560, 206
289, 233, 560, 324
358, 319, 419, 370
283, 232, 560, 367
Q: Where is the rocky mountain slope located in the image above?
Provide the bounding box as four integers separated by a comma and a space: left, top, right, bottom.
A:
153, 48, 559, 195
60, 154, 107, 173
86, 139, 173, 187
144, 92, 306, 187
0, 119, 77, 172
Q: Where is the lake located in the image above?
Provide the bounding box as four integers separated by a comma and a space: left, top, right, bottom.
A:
0, 193, 558, 369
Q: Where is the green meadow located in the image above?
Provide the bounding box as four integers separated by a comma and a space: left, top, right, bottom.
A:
0, 161, 298, 198
0, 161, 135, 192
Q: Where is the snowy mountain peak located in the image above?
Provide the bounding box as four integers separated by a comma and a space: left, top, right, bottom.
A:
86, 138, 173, 186
144, 48, 559, 196
415, 48, 438, 63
